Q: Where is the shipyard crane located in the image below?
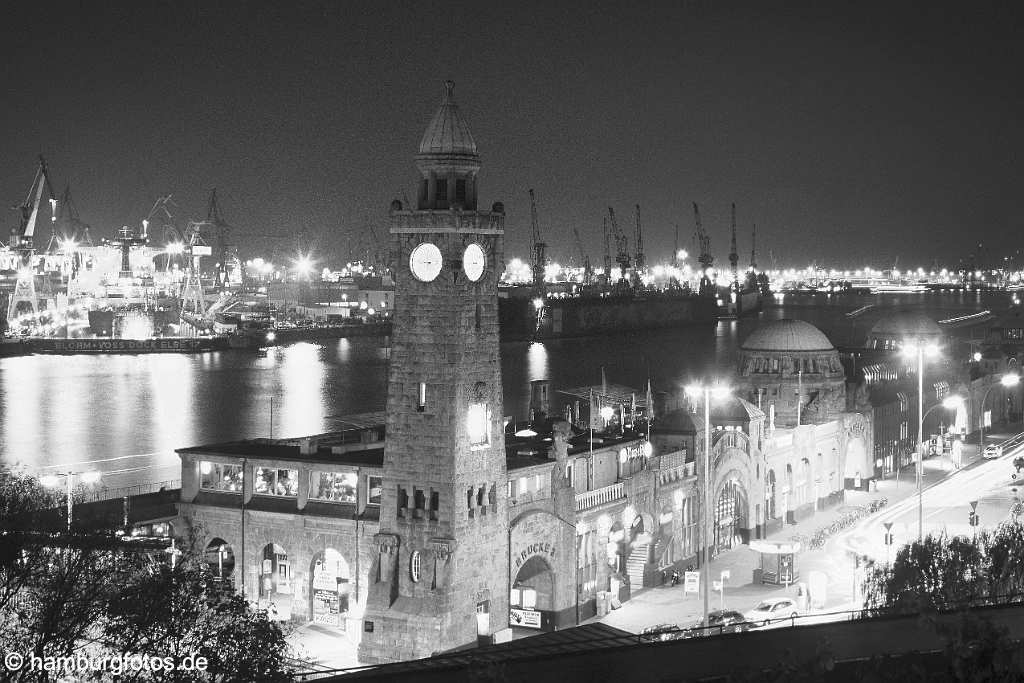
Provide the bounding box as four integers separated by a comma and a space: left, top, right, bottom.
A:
633, 204, 644, 271
606, 207, 631, 272
7, 156, 57, 320
571, 225, 592, 284
528, 189, 547, 293
205, 189, 234, 286
692, 202, 715, 297
728, 203, 739, 290
602, 217, 612, 277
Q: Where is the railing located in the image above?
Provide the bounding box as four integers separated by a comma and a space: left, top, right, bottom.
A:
658, 463, 693, 485
575, 482, 625, 512
81, 479, 181, 503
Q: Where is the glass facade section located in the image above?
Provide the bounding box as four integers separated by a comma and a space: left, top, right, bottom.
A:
254, 467, 298, 496
199, 462, 244, 492
311, 471, 358, 503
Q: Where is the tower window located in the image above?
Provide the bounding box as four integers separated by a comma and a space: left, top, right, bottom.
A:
455, 179, 467, 203
397, 487, 409, 517
475, 305, 482, 331
418, 382, 427, 412
430, 490, 439, 521
414, 488, 425, 518
468, 403, 490, 448
436, 179, 448, 202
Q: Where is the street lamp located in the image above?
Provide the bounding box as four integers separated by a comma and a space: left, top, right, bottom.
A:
909, 394, 963, 541
685, 382, 730, 631
902, 341, 939, 543
979, 373, 1020, 451
40, 470, 101, 532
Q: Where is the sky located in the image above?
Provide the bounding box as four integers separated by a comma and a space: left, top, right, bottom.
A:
0, 0, 1021, 270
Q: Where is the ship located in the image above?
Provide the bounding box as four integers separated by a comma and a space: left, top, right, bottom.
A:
498, 285, 719, 341
30, 336, 228, 354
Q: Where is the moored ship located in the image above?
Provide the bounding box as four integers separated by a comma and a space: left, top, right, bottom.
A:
30, 335, 228, 354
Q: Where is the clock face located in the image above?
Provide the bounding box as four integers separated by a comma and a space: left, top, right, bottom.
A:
463, 243, 486, 282
409, 242, 443, 282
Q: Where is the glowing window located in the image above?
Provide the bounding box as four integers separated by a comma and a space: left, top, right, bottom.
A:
468, 403, 490, 447
410, 551, 421, 583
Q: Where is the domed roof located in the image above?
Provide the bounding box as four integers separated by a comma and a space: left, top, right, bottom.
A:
869, 310, 942, 337
741, 319, 834, 353
417, 81, 478, 157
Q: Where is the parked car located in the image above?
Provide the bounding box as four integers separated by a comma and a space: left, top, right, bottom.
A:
692, 609, 750, 635
744, 597, 800, 626
640, 623, 689, 642
984, 444, 1004, 459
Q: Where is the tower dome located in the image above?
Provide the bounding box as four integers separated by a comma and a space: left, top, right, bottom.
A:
417, 81, 478, 157
415, 81, 481, 210
736, 319, 845, 426
741, 319, 835, 353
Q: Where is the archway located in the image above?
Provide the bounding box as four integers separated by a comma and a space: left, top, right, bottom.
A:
309, 548, 351, 627
511, 555, 554, 630
203, 538, 235, 582
259, 542, 292, 620
713, 480, 748, 555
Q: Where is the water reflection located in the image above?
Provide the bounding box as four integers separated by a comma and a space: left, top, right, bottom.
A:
278, 343, 328, 438
526, 342, 548, 381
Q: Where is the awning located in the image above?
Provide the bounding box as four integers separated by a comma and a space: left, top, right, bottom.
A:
750, 540, 801, 554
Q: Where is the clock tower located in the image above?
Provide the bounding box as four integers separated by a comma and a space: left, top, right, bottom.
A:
358, 81, 510, 664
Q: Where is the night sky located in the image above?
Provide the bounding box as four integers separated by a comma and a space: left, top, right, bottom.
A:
1, 1, 1021, 269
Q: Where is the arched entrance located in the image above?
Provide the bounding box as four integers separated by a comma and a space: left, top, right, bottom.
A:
203, 538, 235, 583
259, 542, 292, 620
510, 555, 554, 630
713, 480, 748, 555
309, 548, 351, 627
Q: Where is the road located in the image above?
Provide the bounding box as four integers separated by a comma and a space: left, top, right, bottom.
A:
843, 431, 1024, 564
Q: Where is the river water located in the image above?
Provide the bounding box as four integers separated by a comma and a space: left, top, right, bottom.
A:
0, 290, 1011, 490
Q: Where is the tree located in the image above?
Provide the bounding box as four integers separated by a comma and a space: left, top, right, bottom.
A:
983, 522, 1024, 603
0, 467, 293, 681
103, 554, 291, 682
862, 531, 987, 613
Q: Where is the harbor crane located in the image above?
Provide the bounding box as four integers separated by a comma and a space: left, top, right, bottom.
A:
693, 202, 715, 297
7, 156, 57, 320
571, 225, 592, 284
529, 189, 547, 293
728, 202, 739, 291
606, 206, 631, 272
634, 204, 644, 270
602, 217, 612, 277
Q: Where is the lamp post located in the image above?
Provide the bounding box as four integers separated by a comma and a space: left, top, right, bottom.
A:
913, 394, 964, 541
685, 382, 730, 630
40, 470, 101, 532
979, 373, 1020, 451
903, 341, 939, 543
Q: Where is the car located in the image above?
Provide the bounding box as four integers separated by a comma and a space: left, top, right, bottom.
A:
744, 597, 801, 626
640, 623, 689, 642
691, 609, 750, 635
984, 444, 1004, 459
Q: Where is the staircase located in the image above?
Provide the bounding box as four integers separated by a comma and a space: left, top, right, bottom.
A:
625, 544, 648, 589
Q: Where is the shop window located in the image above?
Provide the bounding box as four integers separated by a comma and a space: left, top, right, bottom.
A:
254, 467, 298, 497
200, 462, 243, 492
311, 471, 357, 503
367, 477, 382, 506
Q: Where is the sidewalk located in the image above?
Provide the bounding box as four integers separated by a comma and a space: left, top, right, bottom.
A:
592, 425, 1022, 634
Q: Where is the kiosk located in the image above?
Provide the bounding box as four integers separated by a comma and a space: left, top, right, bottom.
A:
750, 540, 800, 586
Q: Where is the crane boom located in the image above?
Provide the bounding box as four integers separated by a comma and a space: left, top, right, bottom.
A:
602, 217, 611, 275
607, 206, 630, 271
634, 204, 644, 270
528, 188, 547, 291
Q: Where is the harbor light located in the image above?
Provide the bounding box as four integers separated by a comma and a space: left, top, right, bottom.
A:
532, 297, 544, 311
